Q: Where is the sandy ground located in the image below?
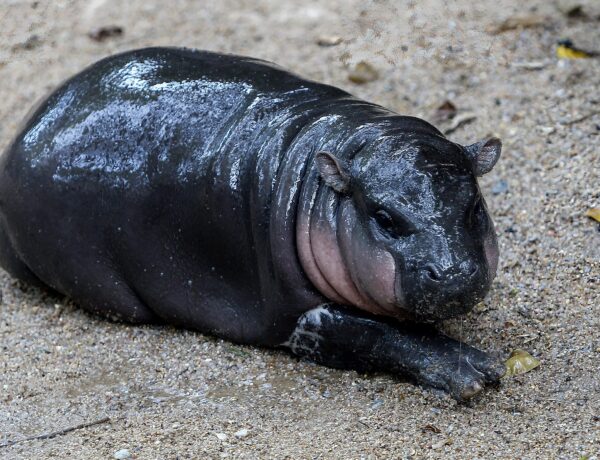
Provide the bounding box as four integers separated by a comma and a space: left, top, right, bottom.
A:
0, 0, 599, 458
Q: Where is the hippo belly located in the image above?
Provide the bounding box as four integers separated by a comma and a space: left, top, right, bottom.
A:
0, 47, 505, 399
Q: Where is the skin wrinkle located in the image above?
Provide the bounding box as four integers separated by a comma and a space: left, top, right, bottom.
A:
296, 147, 402, 316
310, 193, 367, 307
295, 126, 383, 311
267, 112, 351, 315
306, 181, 350, 303
293, 117, 366, 307
296, 209, 345, 303
337, 200, 400, 317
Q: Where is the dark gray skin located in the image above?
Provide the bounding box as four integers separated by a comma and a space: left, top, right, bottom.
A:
0, 48, 505, 400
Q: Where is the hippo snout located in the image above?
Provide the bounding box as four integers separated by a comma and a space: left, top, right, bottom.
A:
405, 260, 489, 321
420, 261, 479, 286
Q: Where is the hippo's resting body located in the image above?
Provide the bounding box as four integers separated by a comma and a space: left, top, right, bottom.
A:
0, 48, 506, 399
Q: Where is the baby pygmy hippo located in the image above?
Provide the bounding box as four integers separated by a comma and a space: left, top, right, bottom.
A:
0, 48, 505, 400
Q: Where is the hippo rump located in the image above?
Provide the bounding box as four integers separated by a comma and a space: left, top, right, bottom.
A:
0, 47, 505, 400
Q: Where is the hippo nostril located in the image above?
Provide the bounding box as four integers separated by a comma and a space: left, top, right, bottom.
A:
469, 265, 479, 277
423, 263, 442, 282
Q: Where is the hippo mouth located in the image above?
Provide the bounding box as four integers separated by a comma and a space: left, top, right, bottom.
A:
403, 282, 488, 322
413, 300, 478, 322
395, 254, 491, 322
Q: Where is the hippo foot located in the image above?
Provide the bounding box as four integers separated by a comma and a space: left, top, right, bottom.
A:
285, 304, 504, 401
406, 336, 506, 400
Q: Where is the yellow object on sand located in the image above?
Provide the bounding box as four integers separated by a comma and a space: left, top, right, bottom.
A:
504, 349, 540, 377
556, 40, 594, 59
585, 208, 600, 222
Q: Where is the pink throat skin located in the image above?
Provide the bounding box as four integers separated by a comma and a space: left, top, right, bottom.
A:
296, 192, 400, 318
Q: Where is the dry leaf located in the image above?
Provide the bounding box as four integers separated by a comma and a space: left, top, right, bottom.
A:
555, 1, 587, 19
504, 349, 540, 377
348, 61, 378, 84
486, 15, 548, 34
557, 45, 591, 59
88, 26, 124, 42
433, 100, 458, 123
585, 208, 600, 222
556, 39, 597, 59
442, 112, 476, 135
422, 424, 442, 434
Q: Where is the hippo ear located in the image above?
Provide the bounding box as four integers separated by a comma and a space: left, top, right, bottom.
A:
315, 151, 351, 193
465, 137, 502, 176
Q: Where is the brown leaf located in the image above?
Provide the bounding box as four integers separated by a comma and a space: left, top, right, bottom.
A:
555, 1, 587, 19
486, 15, 549, 34
422, 424, 442, 434
442, 112, 477, 135
433, 100, 457, 123
88, 26, 124, 42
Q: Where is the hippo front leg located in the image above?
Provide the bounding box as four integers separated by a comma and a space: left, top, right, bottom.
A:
284, 305, 505, 401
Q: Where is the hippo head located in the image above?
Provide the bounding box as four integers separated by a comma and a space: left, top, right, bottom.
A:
311, 131, 501, 321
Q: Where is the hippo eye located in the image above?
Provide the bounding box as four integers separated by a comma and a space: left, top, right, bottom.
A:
375, 210, 394, 231
467, 196, 488, 231
374, 209, 414, 238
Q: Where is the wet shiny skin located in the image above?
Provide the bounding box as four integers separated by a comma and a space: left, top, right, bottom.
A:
301, 135, 499, 321
0, 47, 498, 345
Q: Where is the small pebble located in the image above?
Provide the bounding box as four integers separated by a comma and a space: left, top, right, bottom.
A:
371, 398, 384, 410
517, 305, 531, 318
215, 432, 228, 441
538, 126, 556, 135
234, 428, 250, 438
431, 438, 452, 449
113, 449, 131, 459
512, 61, 547, 71
492, 180, 509, 195
316, 35, 343, 47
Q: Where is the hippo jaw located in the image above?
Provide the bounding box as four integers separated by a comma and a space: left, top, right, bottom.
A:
300, 133, 501, 322
296, 184, 405, 319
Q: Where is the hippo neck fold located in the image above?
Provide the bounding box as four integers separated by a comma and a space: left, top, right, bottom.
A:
296, 186, 396, 316
293, 113, 409, 317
